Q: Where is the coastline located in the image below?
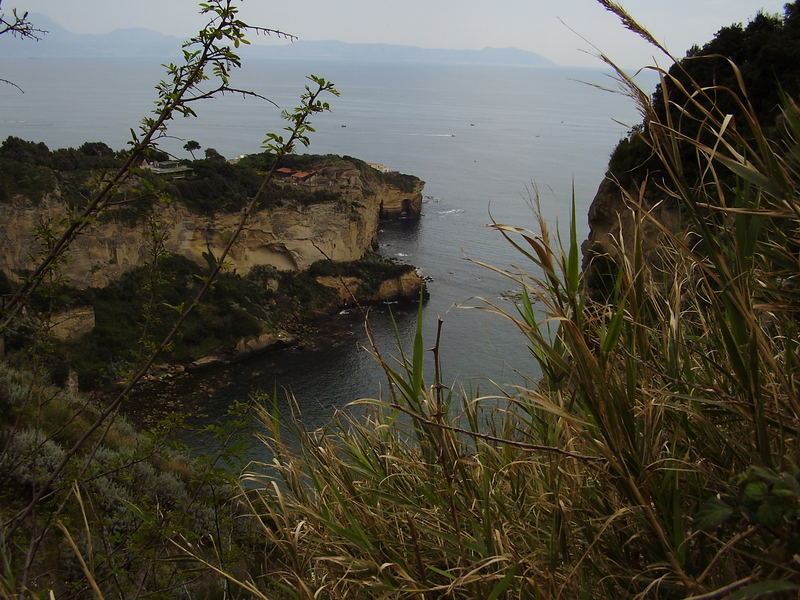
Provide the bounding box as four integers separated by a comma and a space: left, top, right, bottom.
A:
121, 297, 418, 428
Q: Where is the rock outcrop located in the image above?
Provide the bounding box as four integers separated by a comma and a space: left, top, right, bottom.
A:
0, 154, 429, 382
49, 307, 95, 341
582, 178, 682, 296
315, 270, 425, 305
185, 269, 426, 370
365, 162, 424, 219
377, 180, 424, 219
0, 159, 425, 289
282, 162, 424, 219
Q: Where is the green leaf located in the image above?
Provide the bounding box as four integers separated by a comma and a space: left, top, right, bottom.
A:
743, 481, 769, 502
601, 304, 626, 356
426, 565, 456, 580
487, 567, 517, 600
161, 301, 184, 313
566, 188, 580, 297
755, 497, 790, 528
747, 466, 784, 486
715, 154, 782, 197
410, 296, 425, 400
772, 485, 798, 498
771, 473, 800, 498
694, 496, 733, 530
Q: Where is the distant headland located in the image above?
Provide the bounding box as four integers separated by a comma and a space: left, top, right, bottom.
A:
0, 14, 557, 67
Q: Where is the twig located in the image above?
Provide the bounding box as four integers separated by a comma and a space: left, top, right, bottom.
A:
0, 77, 23, 92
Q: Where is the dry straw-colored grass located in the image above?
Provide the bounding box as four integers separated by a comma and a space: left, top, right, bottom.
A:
221, 4, 800, 599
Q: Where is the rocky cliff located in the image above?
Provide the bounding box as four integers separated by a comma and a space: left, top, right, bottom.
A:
0, 149, 427, 385
582, 5, 800, 297
0, 195, 379, 288
315, 270, 425, 306
0, 157, 425, 289
581, 178, 682, 295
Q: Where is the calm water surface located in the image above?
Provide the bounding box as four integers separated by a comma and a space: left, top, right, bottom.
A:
0, 58, 653, 454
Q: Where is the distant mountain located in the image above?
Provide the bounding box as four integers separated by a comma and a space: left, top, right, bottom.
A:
0, 14, 180, 59
0, 15, 557, 67
243, 40, 557, 67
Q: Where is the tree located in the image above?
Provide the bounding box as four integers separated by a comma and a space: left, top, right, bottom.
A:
183, 139, 201, 159
600, 1, 800, 195
0, 135, 50, 164
78, 141, 114, 157
204, 146, 225, 161
0, 1, 44, 40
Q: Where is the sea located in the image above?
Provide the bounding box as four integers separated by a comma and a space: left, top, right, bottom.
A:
0, 57, 654, 455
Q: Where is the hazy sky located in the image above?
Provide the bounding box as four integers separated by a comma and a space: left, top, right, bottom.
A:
8, 0, 790, 67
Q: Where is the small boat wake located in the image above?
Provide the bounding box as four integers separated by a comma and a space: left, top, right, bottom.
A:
404, 133, 456, 137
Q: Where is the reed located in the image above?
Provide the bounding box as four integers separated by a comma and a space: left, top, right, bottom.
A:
226, 6, 800, 598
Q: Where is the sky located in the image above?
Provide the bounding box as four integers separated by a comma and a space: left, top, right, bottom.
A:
7, 0, 791, 67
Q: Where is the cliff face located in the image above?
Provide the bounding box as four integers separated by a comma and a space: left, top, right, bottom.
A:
582, 178, 682, 295
315, 270, 424, 305
292, 162, 424, 219
0, 161, 425, 289
376, 179, 424, 219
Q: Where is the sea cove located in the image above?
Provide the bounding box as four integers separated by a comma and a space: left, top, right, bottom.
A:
0, 58, 648, 433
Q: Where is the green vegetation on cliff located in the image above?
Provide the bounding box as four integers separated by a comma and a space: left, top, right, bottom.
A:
239, 151, 421, 195
0, 137, 422, 217
0, 137, 123, 206
1, 251, 419, 389
607, 2, 800, 192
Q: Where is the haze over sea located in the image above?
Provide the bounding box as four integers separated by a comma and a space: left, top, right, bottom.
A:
0, 56, 653, 448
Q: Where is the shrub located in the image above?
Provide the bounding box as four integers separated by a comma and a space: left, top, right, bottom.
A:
0, 363, 251, 598
0, 427, 66, 488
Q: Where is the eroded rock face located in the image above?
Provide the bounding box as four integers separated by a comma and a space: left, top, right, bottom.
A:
0, 197, 371, 287
372, 271, 425, 302
49, 307, 95, 341
582, 177, 682, 296
315, 270, 424, 305
377, 180, 424, 219
0, 163, 425, 289
233, 330, 295, 359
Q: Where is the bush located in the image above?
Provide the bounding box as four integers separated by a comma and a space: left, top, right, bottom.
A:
0, 363, 250, 598
0, 137, 126, 206
0, 427, 66, 489
0, 136, 51, 165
